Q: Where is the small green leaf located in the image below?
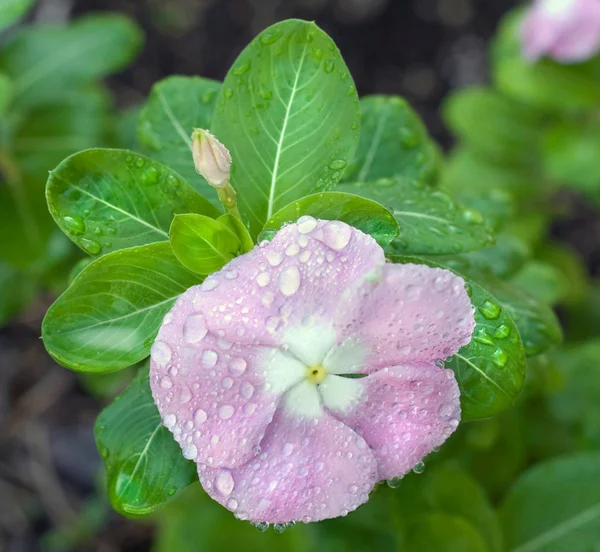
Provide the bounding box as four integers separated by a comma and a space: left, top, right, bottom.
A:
42, 242, 198, 373
401, 514, 490, 552
138, 76, 221, 201
500, 452, 600, 552
169, 214, 241, 275
95, 366, 196, 517
342, 95, 439, 183
263, 191, 399, 247
211, 19, 360, 237
0, 14, 142, 109
443, 87, 541, 168
339, 178, 494, 255
218, 214, 254, 253
47, 149, 219, 257
391, 256, 526, 420
0, 0, 36, 31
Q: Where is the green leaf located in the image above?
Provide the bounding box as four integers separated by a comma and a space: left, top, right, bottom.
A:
0, 14, 143, 109
218, 214, 254, 253
342, 95, 439, 183
401, 514, 490, 552
263, 191, 399, 247
442, 147, 542, 202
0, 0, 36, 31
42, 242, 198, 373
511, 261, 570, 306
392, 465, 503, 552
138, 76, 221, 201
481, 273, 563, 357
47, 149, 219, 257
95, 367, 196, 517
500, 452, 600, 552
391, 256, 527, 420
0, 73, 12, 116
338, 178, 494, 255
169, 214, 241, 274
443, 87, 541, 168
211, 19, 360, 237
542, 121, 600, 194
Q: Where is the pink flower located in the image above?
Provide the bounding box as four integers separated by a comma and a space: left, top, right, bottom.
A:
150, 219, 475, 523
521, 0, 600, 63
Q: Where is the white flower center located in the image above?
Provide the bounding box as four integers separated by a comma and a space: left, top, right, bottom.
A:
263, 321, 367, 418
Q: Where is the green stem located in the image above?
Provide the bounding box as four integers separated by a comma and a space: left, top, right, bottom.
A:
217, 181, 242, 220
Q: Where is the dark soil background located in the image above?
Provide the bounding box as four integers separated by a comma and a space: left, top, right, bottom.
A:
1, 1, 545, 551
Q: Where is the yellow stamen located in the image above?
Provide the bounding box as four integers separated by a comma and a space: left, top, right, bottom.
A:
306, 364, 327, 384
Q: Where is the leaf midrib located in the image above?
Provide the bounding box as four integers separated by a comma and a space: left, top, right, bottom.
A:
266, 36, 309, 220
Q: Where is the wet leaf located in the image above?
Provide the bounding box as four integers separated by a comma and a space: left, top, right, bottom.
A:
169, 214, 241, 275
138, 76, 221, 201
95, 366, 196, 517
263, 191, 399, 247
42, 242, 198, 373
343, 95, 439, 183
47, 149, 219, 257
339, 178, 494, 255
211, 20, 360, 237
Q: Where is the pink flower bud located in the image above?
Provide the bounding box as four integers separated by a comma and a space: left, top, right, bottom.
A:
191, 129, 232, 188
521, 0, 600, 63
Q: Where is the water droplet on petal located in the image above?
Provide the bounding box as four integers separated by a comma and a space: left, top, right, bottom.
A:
163, 413, 177, 428
182, 443, 198, 460
257, 272, 271, 287
226, 498, 238, 511
279, 266, 301, 296
229, 357, 247, 376
297, 216, 317, 234
194, 408, 207, 425
412, 461, 425, 474
202, 350, 219, 368
322, 221, 351, 250
215, 470, 235, 496
265, 250, 283, 266
183, 314, 208, 343
219, 405, 235, 419
151, 341, 172, 366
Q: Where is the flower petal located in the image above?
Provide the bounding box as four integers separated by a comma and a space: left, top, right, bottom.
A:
150, 307, 297, 469
188, 218, 385, 349
198, 409, 379, 523
336, 263, 475, 371
322, 364, 461, 480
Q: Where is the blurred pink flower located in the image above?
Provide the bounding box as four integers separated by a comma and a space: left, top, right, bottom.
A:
521, 0, 600, 63
150, 218, 475, 524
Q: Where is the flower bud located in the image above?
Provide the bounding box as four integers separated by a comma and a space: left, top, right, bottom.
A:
521, 0, 600, 63
191, 128, 232, 188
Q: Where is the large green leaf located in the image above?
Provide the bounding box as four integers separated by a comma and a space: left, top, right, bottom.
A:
211, 19, 360, 236
0, 0, 36, 31
500, 453, 600, 552
443, 87, 541, 168
262, 191, 399, 247
47, 149, 219, 257
95, 366, 196, 517
169, 214, 241, 274
401, 514, 490, 552
138, 76, 221, 201
42, 242, 198, 373
342, 95, 438, 183
0, 14, 143, 109
339, 178, 494, 255
391, 256, 526, 420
